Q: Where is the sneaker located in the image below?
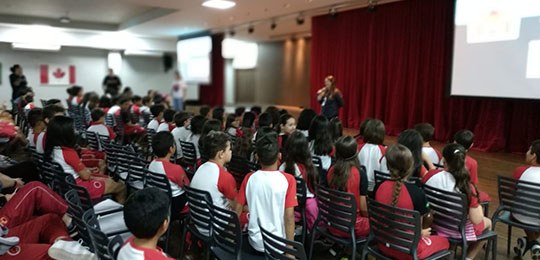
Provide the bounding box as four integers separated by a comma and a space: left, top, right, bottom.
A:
532, 241, 540, 260
48, 240, 97, 260
515, 237, 529, 257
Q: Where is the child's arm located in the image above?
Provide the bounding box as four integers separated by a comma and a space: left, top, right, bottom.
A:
284, 207, 295, 241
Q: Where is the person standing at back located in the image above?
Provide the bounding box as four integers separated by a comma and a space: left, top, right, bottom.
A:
316, 75, 343, 119
102, 68, 122, 97
171, 71, 187, 111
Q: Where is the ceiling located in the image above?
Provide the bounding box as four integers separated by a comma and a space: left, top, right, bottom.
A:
0, 0, 402, 41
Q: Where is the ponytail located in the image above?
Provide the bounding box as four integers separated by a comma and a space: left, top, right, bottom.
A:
443, 143, 479, 207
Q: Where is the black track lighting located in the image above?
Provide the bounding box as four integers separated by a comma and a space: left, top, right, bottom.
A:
248, 25, 254, 34
296, 14, 305, 25
229, 29, 236, 36
270, 20, 277, 30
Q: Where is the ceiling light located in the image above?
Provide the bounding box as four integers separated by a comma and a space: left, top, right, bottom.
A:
124, 49, 163, 57
296, 14, 305, 25
12, 42, 61, 51
202, 0, 236, 10
59, 16, 71, 24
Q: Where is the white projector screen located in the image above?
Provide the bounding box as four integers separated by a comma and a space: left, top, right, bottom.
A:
177, 36, 212, 84
451, 0, 540, 99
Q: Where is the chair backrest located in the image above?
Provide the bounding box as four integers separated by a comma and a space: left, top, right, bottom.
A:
312, 156, 327, 186
374, 170, 422, 187
227, 155, 253, 186
86, 131, 101, 151
105, 114, 116, 127
497, 175, 540, 220
65, 177, 96, 212
316, 185, 357, 236
82, 209, 115, 260
258, 219, 307, 260
295, 177, 307, 207
423, 184, 468, 238
180, 141, 198, 176
65, 189, 94, 250
145, 170, 172, 198
40, 159, 59, 188
108, 235, 123, 260
184, 186, 213, 237
366, 198, 422, 257
210, 203, 242, 260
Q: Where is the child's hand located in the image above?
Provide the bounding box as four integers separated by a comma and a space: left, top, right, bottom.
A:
421, 228, 431, 238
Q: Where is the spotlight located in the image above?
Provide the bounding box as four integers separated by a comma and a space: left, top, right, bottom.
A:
248, 25, 254, 34
270, 20, 277, 30
296, 14, 305, 25
229, 29, 236, 36
368, 0, 377, 12
329, 7, 337, 17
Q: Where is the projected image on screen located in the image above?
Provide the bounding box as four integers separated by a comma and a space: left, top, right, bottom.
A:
451, 0, 540, 99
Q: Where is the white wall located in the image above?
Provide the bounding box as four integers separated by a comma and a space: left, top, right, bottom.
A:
0, 43, 180, 105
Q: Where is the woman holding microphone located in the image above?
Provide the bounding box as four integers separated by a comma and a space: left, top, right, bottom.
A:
317, 75, 343, 119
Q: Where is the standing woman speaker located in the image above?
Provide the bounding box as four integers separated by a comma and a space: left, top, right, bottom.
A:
316, 75, 343, 119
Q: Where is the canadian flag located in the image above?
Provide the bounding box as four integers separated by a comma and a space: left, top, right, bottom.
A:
40, 64, 76, 85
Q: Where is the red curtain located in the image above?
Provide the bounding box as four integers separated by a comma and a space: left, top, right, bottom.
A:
200, 33, 225, 107
310, 0, 540, 153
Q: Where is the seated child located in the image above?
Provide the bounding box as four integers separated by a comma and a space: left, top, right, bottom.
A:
157, 109, 176, 132
147, 104, 165, 132
118, 188, 174, 260
415, 123, 442, 165
148, 132, 189, 219
87, 108, 116, 141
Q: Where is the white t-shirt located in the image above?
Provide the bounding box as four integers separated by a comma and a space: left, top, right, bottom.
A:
171, 127, 191, 158
108, 105, 120, 115
512, 166, 540, 225
171, 80, 188, 99
357, 143, 386, 191
423, 146, 442, 165
147, 119, 160, 132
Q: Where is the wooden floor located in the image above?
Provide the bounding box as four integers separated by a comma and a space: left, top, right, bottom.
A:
311, 130, 528, 259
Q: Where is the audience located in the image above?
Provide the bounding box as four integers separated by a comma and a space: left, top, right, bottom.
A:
296, 108, 317, 137
87, 108, 116, 141
157, 109, 176, 132
148, 104, 165, 132
357, 119, 386, 191
308, 115, 334, 171
415, 123, 442, 165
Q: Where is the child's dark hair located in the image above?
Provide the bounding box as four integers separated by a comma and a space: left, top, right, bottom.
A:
190, 115, 207, 135
163, 109, 176, 123
212, 107, 225, 122
118, 96, 131, 105
132, 95, 142, 103
44, 116, 76, 157
308, 115, 333, 156
358, 118, 373, 137
235, 107, 246, 117
242, 112, 256, 128
331, 136, 361, 191
45, 99, 62, 106
414, 123, 435, 142
202, 131, 230, 159
43, 105, 65, 121
397, 129, 424, 177
225, 114, 237, 130
283, 131, 319, 192
363, 119, 385, 145
24, 95, 34, 103
199, 105, 210, 117
250, 106, 261, 116
142, 96, 152, 105
255, 126, 277, 143
386, 144, 414, 207
454, 129, 474, 150
329, 117, 343, 142
255, 131, 279, 166
443, 143, 479, 207
265, 106, 280, 128
199, 119, 223, 158
66, 85, 82, 96
530, 139, 540, 164
99, 96, 112, 108
258, 113, 273, 128
297, 109, 317, 131
123, 187, 170, 239
150, 104, 165, 117
27, 108, 43, 128
174, 112, 191, 127
233, 127, 254, 159
91, 108, 105, 122
152, 131, 175, 158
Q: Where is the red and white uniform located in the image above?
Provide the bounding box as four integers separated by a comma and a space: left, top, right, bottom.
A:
512, 166, 540, 225
52, 146, 105, 199
191, 161, 237, 209
465, 155, 478, 185
148, 159, 189, 197
327, 166, 369, 237
375, 180, 449, 259
236, 170, 297, 252
157, 122, 175, 132
308, 141, 332, 170
147, 119, 160, 132
171, 127, 191, 158
31, 132, 46, 154
107, 105, 120, 115
68, 96, 81, 106
423, 169, 485, 240
423, 146, 442, 165
357, 143, 386, 191
87, 122, 116, 140
117, 237, 173, 260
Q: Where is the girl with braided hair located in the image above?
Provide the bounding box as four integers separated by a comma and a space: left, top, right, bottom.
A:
375, 144, 449, 259
423, 143, 491, 259
326, 136, 369, 238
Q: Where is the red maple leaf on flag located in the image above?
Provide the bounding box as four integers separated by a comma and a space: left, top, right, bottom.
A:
53, 68, 65, 78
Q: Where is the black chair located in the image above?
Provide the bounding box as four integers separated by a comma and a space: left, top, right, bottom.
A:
227, 155, 254, 187
181, 186, 213, 260
180, 141, 198, 179
144, 169, 175, 253
108, 235, 123, 260
65, 177, 124, 216
83, 209, 124, 260
424, 184, 497, 260
492, 176, 540, 256
309, 185, 366, 260
259, 219, 307, 260
64, 189, 97, 250
40, 160, 62, 190
105, 114, 116, 127
374, 170, 422, 187
85, 131, 101, 151
362, 198, 453, 260
209, 203, 264, 260
312, 156, 327, 187
295, 177, 308, 245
